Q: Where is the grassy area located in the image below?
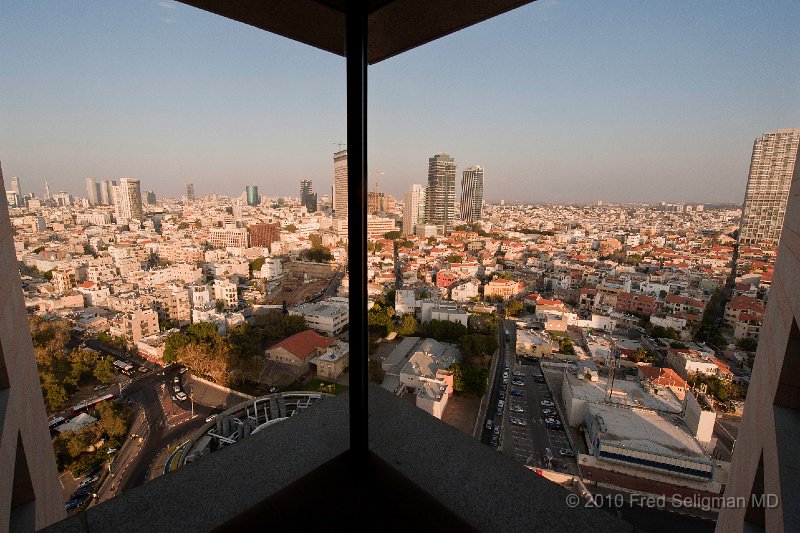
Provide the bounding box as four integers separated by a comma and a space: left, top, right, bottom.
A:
297, 379, 349, 395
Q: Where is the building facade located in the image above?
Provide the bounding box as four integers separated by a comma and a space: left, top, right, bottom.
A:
739, 128, 800, 247
333, 150, 348, 219
245, 185, 260, 206
459, 165, 484, 224
300, 179, 317, 212
425, 153, 456, 234
113, 178, 143, 222
403, 183, 425, 235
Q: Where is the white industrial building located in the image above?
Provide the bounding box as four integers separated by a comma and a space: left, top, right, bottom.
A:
289, 297, 349, 336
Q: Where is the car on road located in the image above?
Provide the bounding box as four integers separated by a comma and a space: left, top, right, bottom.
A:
509, 405, 524, 413
176, 391, 188, 401
510, 417, 528, 426
498, 390, 506, 400
180, 367, 188, 374
65, 495, 89, 511
173, 385, 181, 393
490, 435, 499, 448
485, 419, 493, 430
93, 385, 106, 392
107, 447, 117, 454
79, 475, 98, 488
492, 425, 501, 436
173, 376, 180, 384
559, 448, 575, 457
510, 390, 524, 397
540, 400, 554, 407
206, 414, 217, 423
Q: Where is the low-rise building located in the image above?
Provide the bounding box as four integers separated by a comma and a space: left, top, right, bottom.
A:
289, 297, 349, 336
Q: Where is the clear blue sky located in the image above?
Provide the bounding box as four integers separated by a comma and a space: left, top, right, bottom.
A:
1, 1, 798, 203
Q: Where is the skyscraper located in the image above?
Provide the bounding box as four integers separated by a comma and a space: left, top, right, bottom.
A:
246, 185, 260, 206
300, 179, 317, 212
100, 180, 115, 205
459, 165, 484, 224
9, 176, 21, 196
333, 150, 348, 219
186, 182, 195, 202
739, 128, 800, 248
403, 184, 426, 235
85, 177, 101, 205
113, 178, 144, 222
44, 181, 50, 200
425, 153, 456, 234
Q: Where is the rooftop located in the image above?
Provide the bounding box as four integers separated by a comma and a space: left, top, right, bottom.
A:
588, 403, 708, 460
565, 368, 683, 413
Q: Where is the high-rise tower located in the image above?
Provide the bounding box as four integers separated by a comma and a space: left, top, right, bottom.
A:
425, 153, 456, 234
113, 178, 144, 222
300, 179, 317, 212
9, 176, 21, 196
459, 165, 484, 224
100, 180, 115, 205
245, 185, 260, 206
333, 150, 348, 219
85, 177, 101, 205
739, 129, 800, 248
186, 182, 195, 202
403, 184, 426, 235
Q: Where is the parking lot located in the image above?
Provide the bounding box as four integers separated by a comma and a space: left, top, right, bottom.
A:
494, 362, 578, 473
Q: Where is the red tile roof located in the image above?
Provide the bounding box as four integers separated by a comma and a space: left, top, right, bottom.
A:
268, 329, 334, 361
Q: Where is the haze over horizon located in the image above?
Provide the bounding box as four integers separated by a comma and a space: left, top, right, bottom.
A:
1, 1, 798, 203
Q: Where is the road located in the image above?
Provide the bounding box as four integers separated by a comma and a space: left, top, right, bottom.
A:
92, 366, 223, 502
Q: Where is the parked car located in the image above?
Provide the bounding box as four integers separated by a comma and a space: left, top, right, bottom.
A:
511, 390, 524, 397
540, 400, 554, 407
512, 380, 525, 387
490, 435, 499, 448
498, 390, 506, 400
173, 376, 180, 384
510, 417, 528, 426
534, 377, 546, 383
559, 448, 575, 457
176, 391, 188, 401
510, 405, 524, 413
206, 414, 217, 423
485, 419, 493, 430
173, 385, 181, 393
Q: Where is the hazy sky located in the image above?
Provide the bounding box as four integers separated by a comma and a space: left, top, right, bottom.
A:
1, 1, 798, 203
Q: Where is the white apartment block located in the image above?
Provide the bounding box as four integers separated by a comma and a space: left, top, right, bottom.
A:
213, 279, 238, 309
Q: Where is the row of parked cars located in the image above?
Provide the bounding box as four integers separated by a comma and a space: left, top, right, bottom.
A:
65, 472, 100, 511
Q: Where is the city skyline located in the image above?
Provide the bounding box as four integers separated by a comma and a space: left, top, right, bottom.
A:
1, 2, 798, 203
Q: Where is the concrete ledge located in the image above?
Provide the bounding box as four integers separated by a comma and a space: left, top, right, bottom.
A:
42, 394, 350, 533
368, 384, 635, 532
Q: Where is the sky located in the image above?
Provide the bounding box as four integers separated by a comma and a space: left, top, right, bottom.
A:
1, 1, 798, 204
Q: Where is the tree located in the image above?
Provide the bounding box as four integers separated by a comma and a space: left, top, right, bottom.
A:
96, 401, 129, 441
446, 254, 464, 264
384, 230, 403, 240
506, 300, 523, 317
302, 247, 333, 263
285, 224, 298, 233
630, 347, 655, 363
736, 338, 759, 352
93, 357, 116, 383
215, 299, 225, 311
393, 314, 419, 337
249, 256, 266, 275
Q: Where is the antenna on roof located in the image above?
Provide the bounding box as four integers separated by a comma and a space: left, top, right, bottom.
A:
333, 142, 346, 151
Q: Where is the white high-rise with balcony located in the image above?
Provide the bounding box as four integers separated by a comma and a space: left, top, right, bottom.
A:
113, 178, 144, 223
403, 184, 425, 235
739, 129, 800, 248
